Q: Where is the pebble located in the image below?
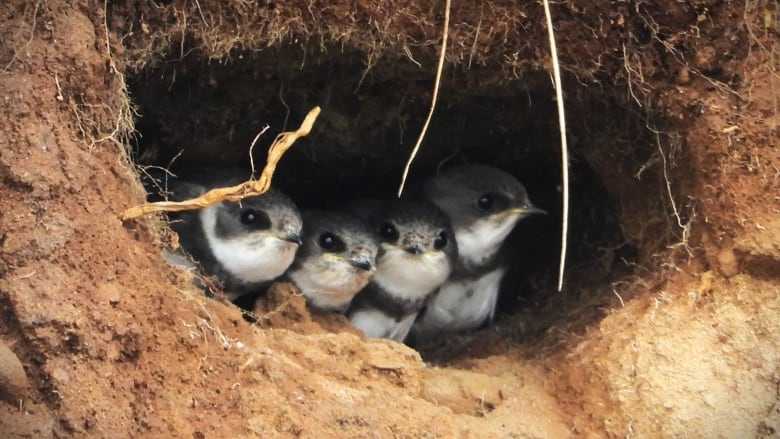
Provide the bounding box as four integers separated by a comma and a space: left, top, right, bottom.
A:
0, 341, 30, 404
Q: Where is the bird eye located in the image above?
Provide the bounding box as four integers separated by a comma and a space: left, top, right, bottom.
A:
241, 209, 257, 224
433, 231, 448, 250
318, 232, 346, 253
240, 208, 271, 229
319, 232, 335, 250
379, 222, 399, 243
477, 194, 493, 211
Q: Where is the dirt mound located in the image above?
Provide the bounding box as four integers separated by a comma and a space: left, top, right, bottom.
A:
1, 0, 778, 437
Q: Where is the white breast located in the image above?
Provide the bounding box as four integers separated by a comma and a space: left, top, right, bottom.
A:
415, 266, 507, 333
288, 257, 372, 311
456, 214, 522, 270
373, 248, 451, 301
349, 309, 418, 342
200, 206, 298, 285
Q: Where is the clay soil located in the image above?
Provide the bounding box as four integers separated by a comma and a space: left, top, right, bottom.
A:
1, 1, 779, 438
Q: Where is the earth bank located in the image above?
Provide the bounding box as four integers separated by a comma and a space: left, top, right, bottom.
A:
1, 1, 778, 437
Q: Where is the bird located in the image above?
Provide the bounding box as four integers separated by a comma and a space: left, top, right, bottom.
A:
284, 210, 378, 313
346, 199, 456, 343
412, 163, 544, 335
147, 167, 303, 302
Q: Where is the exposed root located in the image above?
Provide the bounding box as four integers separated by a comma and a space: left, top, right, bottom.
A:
121, 106, 321, 220
650, 127, 694, 259
248, 124, 271, 177
135, 151, 182, 201
2, 0, 41, 72
621, 42, 645, 108
635, 5, 741, 98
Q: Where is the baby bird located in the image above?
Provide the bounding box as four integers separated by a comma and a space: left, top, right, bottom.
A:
413, 163, 544, 334
347, 199, 456, 343
152, 168, 303, 302
285, 211, 378, 312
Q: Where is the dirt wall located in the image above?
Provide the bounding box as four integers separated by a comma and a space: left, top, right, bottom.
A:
1, 1, 778, 437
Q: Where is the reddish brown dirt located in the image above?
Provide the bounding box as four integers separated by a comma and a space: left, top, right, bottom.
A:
1, 1, 779, 438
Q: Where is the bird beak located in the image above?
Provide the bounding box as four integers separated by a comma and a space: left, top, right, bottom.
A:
349, 257, 373, 271
405, 243, 424, 255
510, 205, 546, 216
283, 232, 303, 245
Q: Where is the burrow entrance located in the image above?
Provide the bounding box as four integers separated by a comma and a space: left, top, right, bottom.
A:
5, 1, 778, 436
127, 42, 678, 360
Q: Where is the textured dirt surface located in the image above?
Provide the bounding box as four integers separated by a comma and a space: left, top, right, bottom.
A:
1, 0, 779, 438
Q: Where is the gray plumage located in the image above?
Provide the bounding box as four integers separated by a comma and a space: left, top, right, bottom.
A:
413, 163, 544, 334
285, 211, 378, 312
346, 199, 456, 342
152, 168, 303, 301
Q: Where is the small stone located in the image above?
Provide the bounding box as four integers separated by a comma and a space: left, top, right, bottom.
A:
0, 342, 30, 404
716, 248, 739, 277
98, 282, 123, 305
676, 66, 690, 85
50, 366, 70, 384
694, 46, 717, 71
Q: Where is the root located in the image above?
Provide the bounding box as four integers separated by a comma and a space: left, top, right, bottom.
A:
122, 106, 321, 220
542, 0, 570, 292
248, 124, 271, 177
635, 6, 740, 99
397, 0, 451, 197
650, 127, 694, 259
2, 0, 41, 72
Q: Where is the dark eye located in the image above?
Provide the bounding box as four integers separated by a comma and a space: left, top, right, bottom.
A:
240, 208, 271, 229
379, 222, 399, 243
319, 232, 335, 250
318, 232, 346, 253
433, 231, 448, 250
477, 194, 493, 211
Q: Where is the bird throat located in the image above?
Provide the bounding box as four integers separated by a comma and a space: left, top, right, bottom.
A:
457, 213, 521, 271
200, 206, 297, 285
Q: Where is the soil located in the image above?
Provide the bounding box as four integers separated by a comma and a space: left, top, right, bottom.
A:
1, 0, 779, 438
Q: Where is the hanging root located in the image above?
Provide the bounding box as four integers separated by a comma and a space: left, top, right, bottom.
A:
542, 0, 570, 292
397, 0, 451, 197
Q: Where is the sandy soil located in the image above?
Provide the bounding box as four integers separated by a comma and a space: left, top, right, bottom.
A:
1, 0, 778, 437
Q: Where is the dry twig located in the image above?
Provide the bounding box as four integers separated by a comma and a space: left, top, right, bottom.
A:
122, 106, 321, 220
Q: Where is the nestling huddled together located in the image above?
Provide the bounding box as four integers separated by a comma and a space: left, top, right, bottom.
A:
148, 164, 543, 344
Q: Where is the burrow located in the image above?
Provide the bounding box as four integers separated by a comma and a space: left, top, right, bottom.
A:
125, 41, 684, 360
